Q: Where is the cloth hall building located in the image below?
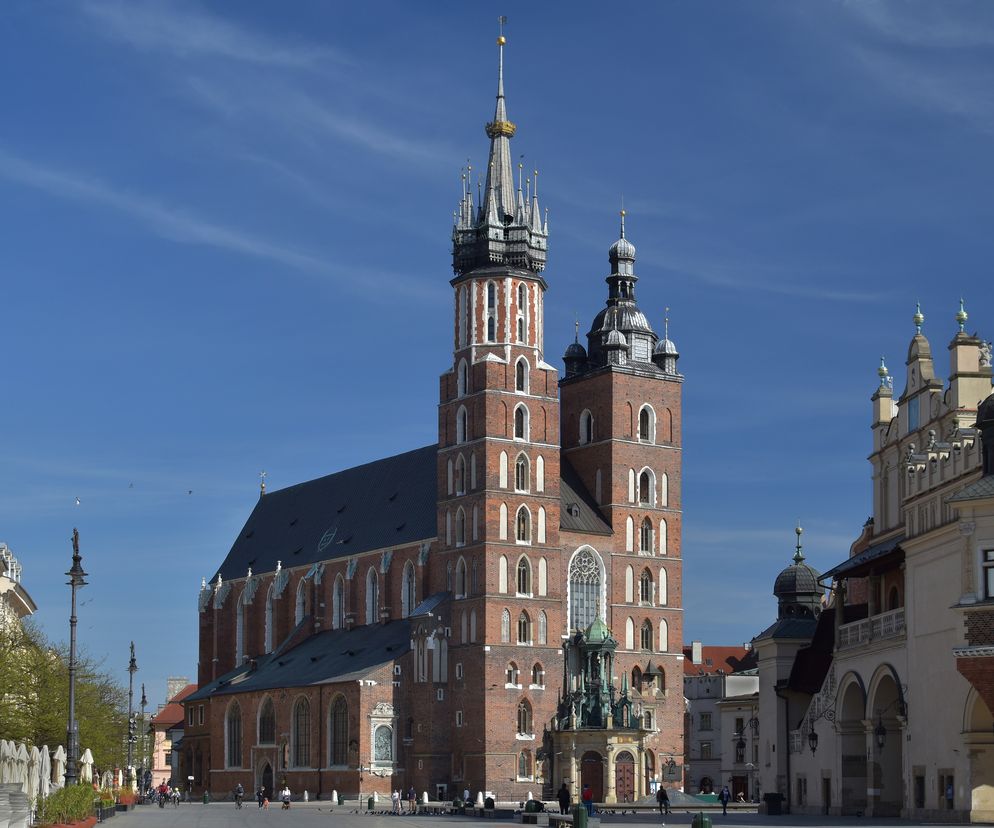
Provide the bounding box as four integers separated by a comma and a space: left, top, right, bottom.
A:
183, 34, 685, 804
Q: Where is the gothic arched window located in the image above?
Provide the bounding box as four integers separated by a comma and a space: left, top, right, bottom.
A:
580, 410, 594, 445
638, 405, 655, 442
538, 610, 547, 644
258, 697, 275, 745
402, 561, 416, 618
264, 584, 275, 654
455, 508, 466, 546
517, 700, 533, 735
640, 518, 654, 554
225, 701, 242, 768
333, 575, 345, 630
501, 609, 510, 643
365, 568, 378, 625
531, 663, 545, 686
514, 405, 528, 440
455, 556, 467, 597
516, 506, 531, 544
639, 569, 653, 603
638, 470, 652, 505
329, 696, 348, 766
515, 453, 529, 492
518, 750, 532, 779
457, 359, 469, 397
292, 697, 310, 768
455, 454, 466, 495
456, 406, 468, 444
517, 611, 532, 645
516, 556, 532, 595
640, 620, 653, 651
295, 579, 306, 626
506, 661, 519, 686
515, 358, 528, 392
568, 547, 602, 631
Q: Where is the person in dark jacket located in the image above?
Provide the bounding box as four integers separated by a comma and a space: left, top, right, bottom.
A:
719, 785, 731, 815
657, 786, 670, 815
557, 783, 571, 815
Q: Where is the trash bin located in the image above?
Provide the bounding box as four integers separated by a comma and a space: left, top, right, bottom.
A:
367, 796, 375, 811
763, 793, 784, 816
484, 796, 495, 810
525, 799, 544, 813
572, 803, 588, 828
692, 811, 713, 828
337, 793, 344, 806
202, 791, 210, 805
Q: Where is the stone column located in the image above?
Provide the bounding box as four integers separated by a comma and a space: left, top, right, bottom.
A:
569, 746, 577, 796
863, 718, 880, 818
605, 747, 616, 804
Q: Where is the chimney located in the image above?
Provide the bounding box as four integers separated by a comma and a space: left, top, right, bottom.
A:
166, 676, 189, 702
692, 641, 702, 665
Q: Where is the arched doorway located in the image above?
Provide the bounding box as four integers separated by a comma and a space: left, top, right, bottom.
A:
615, 751, 635, 803
258, 761, 273, 801
581, 751, 604, 803
869, 671, 903, 817
839, 677, 867, 816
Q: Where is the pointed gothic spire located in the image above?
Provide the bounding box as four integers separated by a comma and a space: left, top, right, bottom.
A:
483, 20, 516, 224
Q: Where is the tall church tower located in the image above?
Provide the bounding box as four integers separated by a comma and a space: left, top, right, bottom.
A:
560, 215, 685, 780
437, 28, 563, 793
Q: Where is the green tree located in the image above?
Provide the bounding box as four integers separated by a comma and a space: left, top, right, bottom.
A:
0, 619, 129, 771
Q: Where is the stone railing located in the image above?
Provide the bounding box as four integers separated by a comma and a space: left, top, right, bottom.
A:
837, 607, 906, 651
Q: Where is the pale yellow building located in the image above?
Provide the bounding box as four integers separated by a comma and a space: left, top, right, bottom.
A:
756, 304, 994, 821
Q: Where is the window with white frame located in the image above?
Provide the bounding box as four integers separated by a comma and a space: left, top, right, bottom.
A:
516, 556, 532, 595
515, 453, 529, 492
514, 405, 528, 440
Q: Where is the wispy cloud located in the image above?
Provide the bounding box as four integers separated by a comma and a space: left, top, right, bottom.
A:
843, 0, 994, 49
0, 147, 327, 271
79, 0, 346, 68
0, 148, 446, 301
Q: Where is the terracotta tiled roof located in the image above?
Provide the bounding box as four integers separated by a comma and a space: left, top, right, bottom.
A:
150, 683, 198, 728
682, 646, 756, 677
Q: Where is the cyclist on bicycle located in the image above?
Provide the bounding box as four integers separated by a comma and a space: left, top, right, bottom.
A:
234, 783, 244, 808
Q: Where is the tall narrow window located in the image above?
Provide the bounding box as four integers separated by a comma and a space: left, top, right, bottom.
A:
516, 506, 531, 543
329, 696, 348, 766
455, 557, 467, 597
499, 451, 508, 488
455, 508, 466, 546
488, 281, 496, 311
639, 405, 655, 442
258, 698, 275, 745
516, 556, 532, 595
659, 619, 669, 652
515, 358, 528, 392
402, 562, 416, 618
538, 611, 547, 645
639, 470, 652, 505
235, 591, 245, 664
470, 609, 478, 642
580, 410, 594, 445
641, 620, 653, 651
517, 700, 533, 735
514, 405, 528, 440
225, 701, 242, 768
487, 282, 497, 343
515, 454, 529, 491
518, 283, 526, 311
333, 575, 345, 630
292, 698, 310, 768
456, 407, 468, 444
640, 518, 654, 553
455, 455, 466, 495
487, 316, 496, 342
640, 569, 653, 603
499, 555, 508, 593
518, 611, 532, 644
658, 568, 668, 605
659, 518, 668, 555
518, 750, 532, 779
568, 547, 602, 631
506, 662, 520, 685
295, 579, 306, 626
264, 584, 275, 654
365, 568, 378, 625
499, 503, 508, 540
517, 317, 525, 342
501, 609, 510, 643
536, 456, 545, 491
457, 359, 469, 397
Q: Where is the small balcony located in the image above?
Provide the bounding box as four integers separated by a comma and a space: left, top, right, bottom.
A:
837, 607, 906, 650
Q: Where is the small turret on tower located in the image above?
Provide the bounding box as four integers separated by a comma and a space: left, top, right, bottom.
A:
947, 298, 993, 416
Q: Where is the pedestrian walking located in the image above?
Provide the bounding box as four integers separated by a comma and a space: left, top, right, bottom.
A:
280, 785, 292, 810
582, 783, 594, 816
657, 785, 670, 816
557, 782, 571, 815
256, 786, 265, 808
392, 790, 401, 814
719, 785, 731, 815
407, 786, 417, 813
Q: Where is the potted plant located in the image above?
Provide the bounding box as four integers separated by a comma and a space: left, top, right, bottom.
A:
35, 783, 97, 827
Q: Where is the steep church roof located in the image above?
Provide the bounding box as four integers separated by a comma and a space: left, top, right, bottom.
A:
211, 445, 438, 582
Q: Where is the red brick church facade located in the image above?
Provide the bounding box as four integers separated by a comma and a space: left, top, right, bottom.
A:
182, 33, 686, 804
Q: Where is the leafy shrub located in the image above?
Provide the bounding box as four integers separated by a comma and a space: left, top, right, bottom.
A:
117, 787, 136, 805
36, 784, 96, 825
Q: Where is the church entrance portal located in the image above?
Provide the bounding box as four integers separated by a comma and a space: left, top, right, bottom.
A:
581, 752, 604, 803
259, 762, 273, 801
615, 751, 635, 803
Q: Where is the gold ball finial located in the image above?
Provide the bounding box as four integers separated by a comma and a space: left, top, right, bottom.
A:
620, 209, 626, 217
497, 35, 506, 45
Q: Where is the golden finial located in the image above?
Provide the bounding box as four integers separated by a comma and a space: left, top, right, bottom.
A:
498, 14, 507, 45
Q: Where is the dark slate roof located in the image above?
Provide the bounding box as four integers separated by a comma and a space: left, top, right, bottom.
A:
948, 476, 994, 503
410, 591, 450, 617
560, 459, 612, 536
186, 621, 411, 701
212, 445, 438, 581
752, 616, 818, 643
821, 534, 904, 581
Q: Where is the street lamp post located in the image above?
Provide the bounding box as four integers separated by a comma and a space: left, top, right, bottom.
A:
64, 528, 88, 786
127, 642, 138, 787
139, 683, 148, 794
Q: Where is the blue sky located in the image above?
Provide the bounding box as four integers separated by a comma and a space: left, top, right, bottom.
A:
2, 1, 993, 708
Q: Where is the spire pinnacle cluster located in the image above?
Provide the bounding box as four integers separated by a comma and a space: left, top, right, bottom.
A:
452, 22, 548, 276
